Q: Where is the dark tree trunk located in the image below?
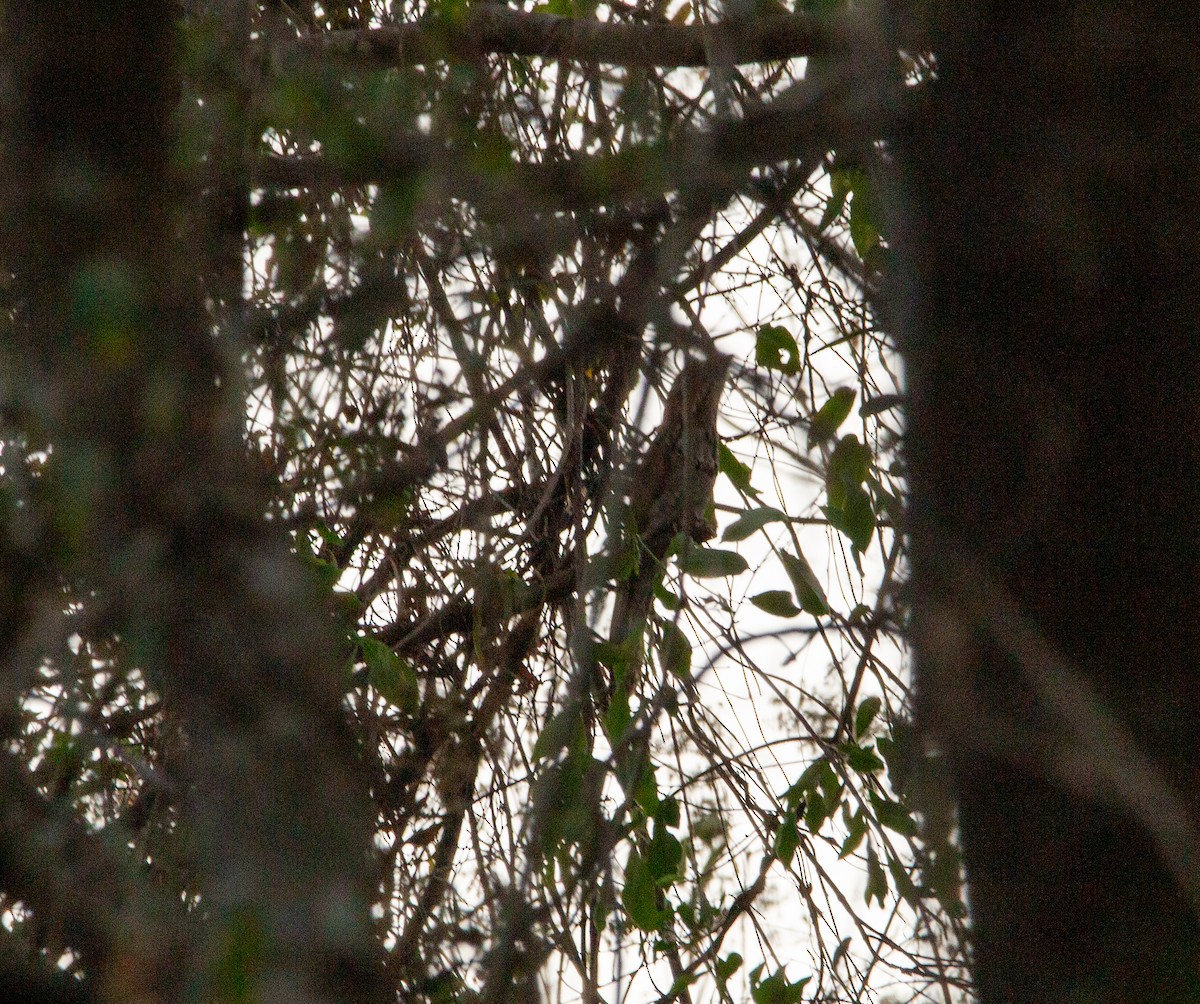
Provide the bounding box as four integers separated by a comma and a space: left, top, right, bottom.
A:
893, 7, 1200, 1003
1, 4, 385, 1000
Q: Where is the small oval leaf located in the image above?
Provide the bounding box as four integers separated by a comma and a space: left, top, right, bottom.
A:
722, 506, 787, 543
622, 850, 665, 931
718, 443, 758, 496
779, 550, 830, 615
855, 696, 882, 739
809, 387, 856, 447
755, 324, 800, 375
658, 621, 692, 678
679, 546, 748, 578
750, 590, 801, 618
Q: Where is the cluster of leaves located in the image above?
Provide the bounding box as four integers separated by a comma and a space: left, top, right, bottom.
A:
0, 1, 967, 1002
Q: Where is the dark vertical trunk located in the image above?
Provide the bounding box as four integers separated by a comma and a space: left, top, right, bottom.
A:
1, 4, 385, 1001
893, 8, 1200, 1003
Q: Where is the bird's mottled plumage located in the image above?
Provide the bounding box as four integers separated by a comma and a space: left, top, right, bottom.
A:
628, 350, 731, 554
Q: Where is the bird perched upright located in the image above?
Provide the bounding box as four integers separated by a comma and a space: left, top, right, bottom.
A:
608, 349, 731, 675
627, 350, 731, 556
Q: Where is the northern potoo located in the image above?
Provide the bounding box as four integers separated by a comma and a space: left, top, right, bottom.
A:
627, 350, 731, 555
610, 350, 731, 665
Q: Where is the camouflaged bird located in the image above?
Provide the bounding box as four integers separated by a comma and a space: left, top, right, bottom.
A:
627, 350, 731, 556
609, 350, 731, 670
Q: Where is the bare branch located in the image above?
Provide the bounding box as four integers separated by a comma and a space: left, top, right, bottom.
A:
289, 9, 834, 69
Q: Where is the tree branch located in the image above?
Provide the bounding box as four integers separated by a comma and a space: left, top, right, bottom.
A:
253, 72, 890, 207
289, 8, 838, 69
0, 750, 180, 994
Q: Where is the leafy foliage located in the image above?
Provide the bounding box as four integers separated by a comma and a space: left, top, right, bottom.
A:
0, 2, 967, 1003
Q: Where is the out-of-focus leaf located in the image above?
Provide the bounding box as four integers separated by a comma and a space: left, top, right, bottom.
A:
655, 795, 681, 829
842, 742, 885, 774
865, 843, 888, 906
362, 637, 417, 713
534, 705, 580, 760
809, 388, 856, 447
679, 546, 748, 578
622, 850, 665, 931
855, 696, 883, 738
716, 952, 743, 986
658, 620, 692, 678
750, 964, 810, 1004
755, 324, 801, 375
772, 807, 800, 865
718, 443, 758, 496
604, 687, 631, 743
820, 169, 852, 231
779, 549, 830, 615
722, 507, 786, 542
647, 822, 683, 884
826, 435, 873, 505
889, 853, 921, 906
869, 790, 919, 837
750, 590, 801, 618
839, 807, 867, 858
825, 487, 876, 554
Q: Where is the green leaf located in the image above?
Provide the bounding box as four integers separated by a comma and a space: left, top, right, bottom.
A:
795, 758, 831, 798
656, 795, 681, 828
303, 551, 341, 592
804, 790, 830, 833
818, 763, 842, 807
877, 719, 920, 796
854, 696, 883, 739
362, 637, 417, 713
691, 812, 725, 844
622, 851, 665, 931
826, 435, 873, 504
783, 779, 806, 814
772, 808, 800, 865
888, 853, 921, 907
839, 807, 867, 858
865, 843, 888, 906
722, 507, 786, 543
653, 579, 684, 611
819, 170, 850, 231
755, 324, 801, 375
751, 966, 810, 1004
658, 621, 692, 678
534, 705, 580, 760
750, 590, 801, 618
848, 171, 882, 257
617, 755, 660, 816
716, 952, 743, 986
604, 687, 631, 743
808, 387, 856, 447
679, 546, 748, 578
871, 478, 904, 524
825, 488, 876, 554
869, 790, 918, 837
799, 763, 843, 833
718, 443, 758, 496
648, 822, 683, 884
842, 742, 885, 774
669, 972, 700, 997
779, 549, 830, 615
593, 640, 628, 672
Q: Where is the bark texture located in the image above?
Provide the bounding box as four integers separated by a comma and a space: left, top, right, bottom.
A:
893, 7, 1200, 1002
1, 4, 385, 1001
